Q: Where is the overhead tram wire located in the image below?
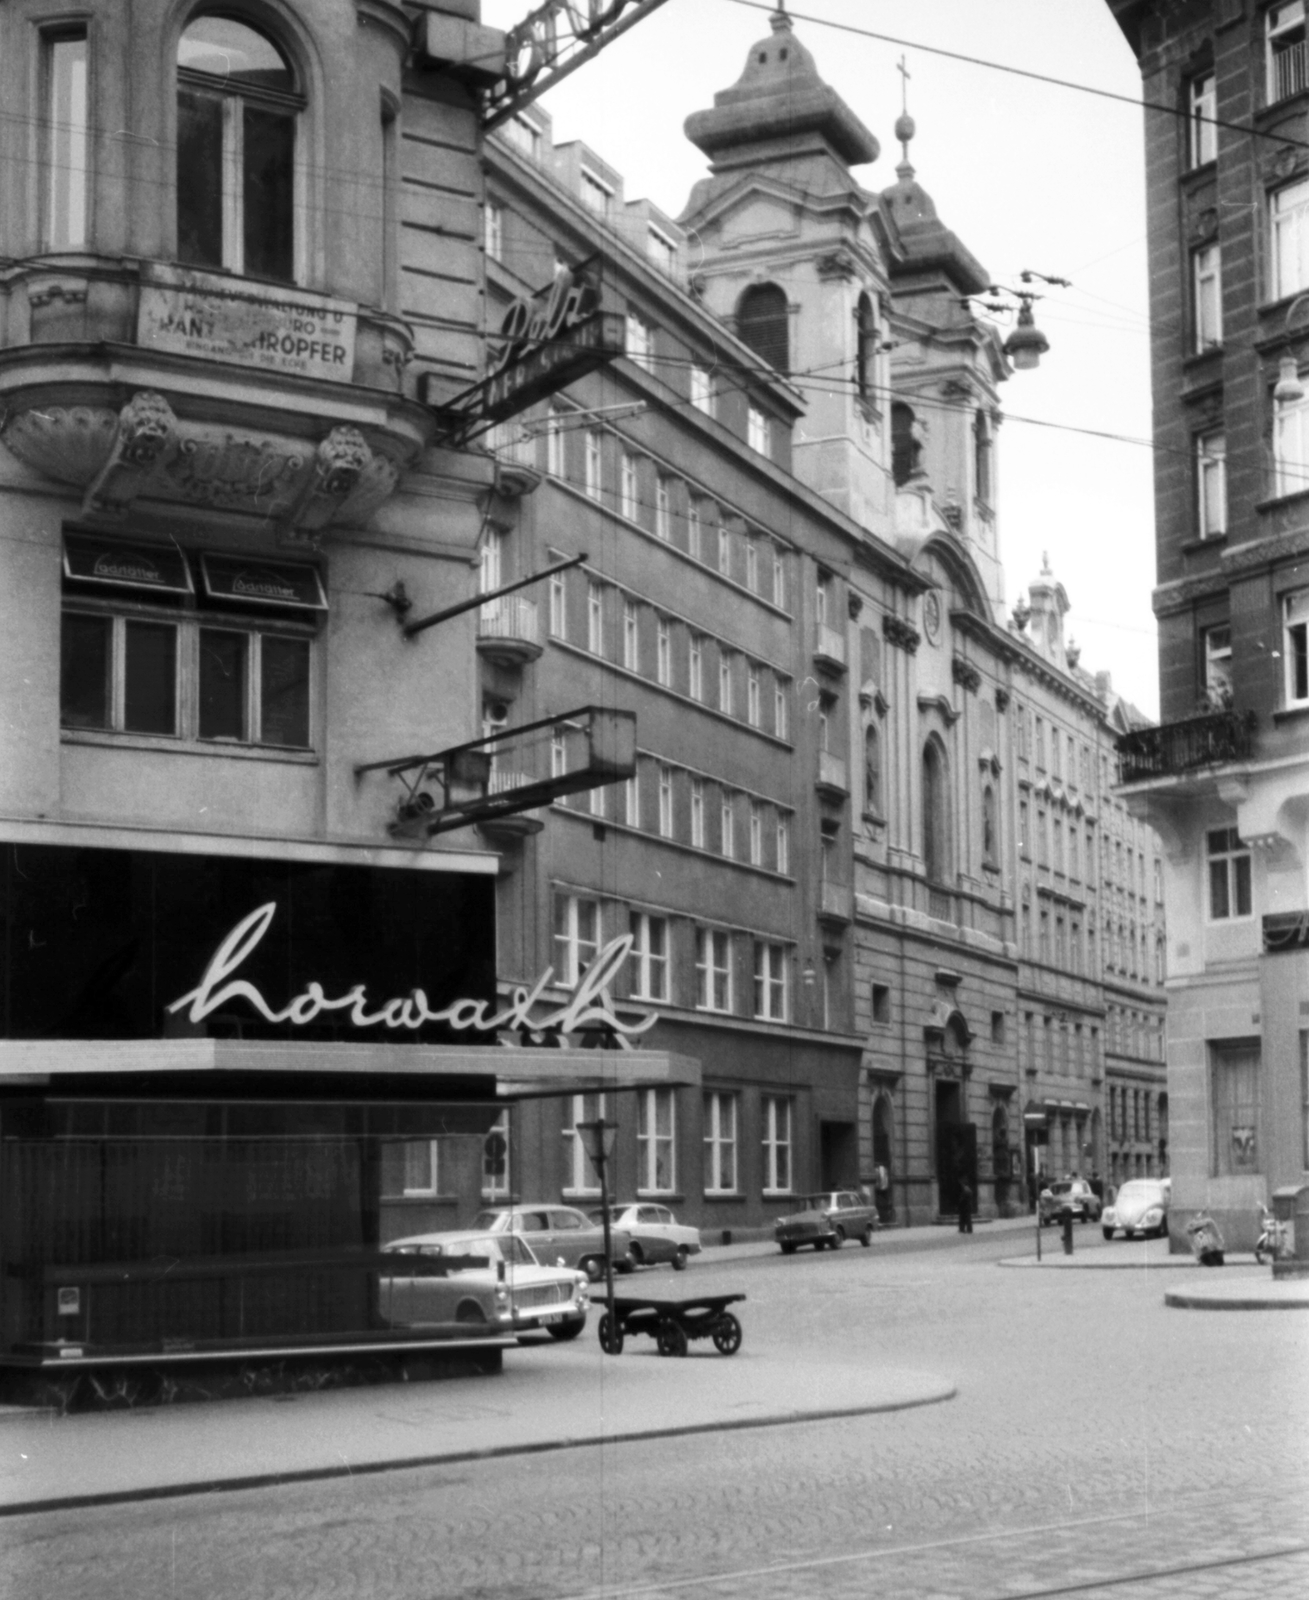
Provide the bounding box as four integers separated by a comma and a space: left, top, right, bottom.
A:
724, 0, 1309, 156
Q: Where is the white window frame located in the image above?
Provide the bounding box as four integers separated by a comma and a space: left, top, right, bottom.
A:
655, 477, 672, 541
1268, 2, 1307, 105
691, 364, 714, 415
687, 500, 702, 560
1197, 430, 1227, 538
554, 895, 599, 986
745, 540, 758, 591
624, 769, 640, 827
720, 791, 735, 857
584, 430, 603, 500
401, 1139, 441, 1196
648, 225, 677, 276
690, 778, 705, 847
546, 409, 566, 477
753, 941, 788, 1021
776, 815, 790, 874
656, 616, 671, 686
636, 1088, 676, 1194
549, 569, 567, 638
565, 1092, 606, 1195
719, 652, 733, 715
623, 599, 639, 671
628, 912, 669, 1001
1194, 244, 1222, 352
658, 765, 674, 838
774, 678, 789, 738
626, 312, 654, 373
1284, 588, 1309, 703
1189, 72, 1216, 168
696, 928, 733, 1012
748, 405, 770, 455
703, 1092, 738, 1194
761, 1095, 792, 1193
1274, 388, 1309, 498
620, 452, 639, 521
746, 663, 761, 727
43, 30, 89, 250
772, 548, 786, 609
689, 634, 704, 701
587, 581, 604, 655
484, 200, 503, 261
749, 801, 763, 865
718, 524, 731, 577
1207, 827, 1252, 922
1274, 178, 1309, 302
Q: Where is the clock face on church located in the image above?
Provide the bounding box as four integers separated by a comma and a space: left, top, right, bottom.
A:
922, 588, 942, 643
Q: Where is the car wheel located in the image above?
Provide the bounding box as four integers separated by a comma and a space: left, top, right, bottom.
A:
711, 1312, 742, 1356
673, 1245, 689, 1272
455, 1301, 488, 1325
547, 1316, 585, 1342
628, 1242, 645, 1269
1102, 1227, 1114, 1241
598, 1314, 623, 1355
830, 1228, 846, 1250
780, 1242, 797, 1255
859, 1225, 873, 1247
656, 1317, 688, 1358
580, 1256, 605, 1284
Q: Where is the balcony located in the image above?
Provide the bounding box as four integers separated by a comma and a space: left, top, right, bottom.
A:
816, 750, 849, 797
1117, 710, 1257, 784
813, 624, 847, 673
477, 595, 543, 665
1271, 38, 1309, 104
818, 880, 852, 924
476, 768, 545, 840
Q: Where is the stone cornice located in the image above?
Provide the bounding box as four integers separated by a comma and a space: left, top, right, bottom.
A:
1223, 523, 1309, 577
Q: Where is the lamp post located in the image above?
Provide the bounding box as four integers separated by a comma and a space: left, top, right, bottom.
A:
576, 1117, 619, 1353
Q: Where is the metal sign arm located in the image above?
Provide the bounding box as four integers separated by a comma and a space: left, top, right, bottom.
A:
402, 552, 587, 639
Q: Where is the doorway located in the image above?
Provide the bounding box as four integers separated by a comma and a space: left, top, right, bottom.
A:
819, 1120, 857, 1190
934, 1079, 976, 1215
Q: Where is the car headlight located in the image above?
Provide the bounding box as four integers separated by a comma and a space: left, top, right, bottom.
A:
495, 1287, 510, 1309
1142, 1209, 1163, 1226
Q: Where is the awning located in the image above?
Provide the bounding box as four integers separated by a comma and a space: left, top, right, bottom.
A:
63, 533, 194, 597
199, 552, 327, 612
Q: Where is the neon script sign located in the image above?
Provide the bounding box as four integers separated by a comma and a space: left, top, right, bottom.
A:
167, 902, 656, 1044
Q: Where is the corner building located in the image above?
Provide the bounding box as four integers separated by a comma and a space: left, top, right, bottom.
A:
1107, 0, 1309, 1249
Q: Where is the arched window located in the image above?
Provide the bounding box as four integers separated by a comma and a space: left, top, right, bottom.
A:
863, 723, 881, 816
855, 292, 876, 401
737, 283, 789, 374
177, 15, 301, 282
922, 738, 950, 884
891, 402, 921, 486
981, 783, 998, 867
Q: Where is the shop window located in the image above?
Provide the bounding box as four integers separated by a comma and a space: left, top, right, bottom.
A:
1210, 1042, 1261, 1177
737, 282, 789, 373
43, 30, 89, 249
753, 940, 788, 1021
696, 928, 732, 1012
628, 912, 668, 1001
761, 1095, 792, 1193
1197, 431, 1226, 537
1284, 588, 1309, 704
1188, 71, 1216, 166
1192, 244, 1221, 352
636, 1088, 675, 1193
176, 15, 301, 282
59, 537, 320, 749
703, 1093, 738, 1193
1268, 2, 1307, 105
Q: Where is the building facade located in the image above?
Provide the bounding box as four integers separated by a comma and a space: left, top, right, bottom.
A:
1107, 0, 1309, 1249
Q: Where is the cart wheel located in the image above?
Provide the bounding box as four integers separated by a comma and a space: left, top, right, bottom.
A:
673, 1245, 689, 1272
711, 1312, 742, 1356
598, 1314, 624, 1355
656, 1317, 688, 1358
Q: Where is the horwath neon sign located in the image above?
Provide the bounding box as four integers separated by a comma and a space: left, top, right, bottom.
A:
166, 902, 656, 1045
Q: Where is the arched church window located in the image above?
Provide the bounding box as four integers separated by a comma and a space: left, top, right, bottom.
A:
177, 15, 301, 282
737, 283, 789, 374
922, 738, 950, 885
892, 402, 921, 486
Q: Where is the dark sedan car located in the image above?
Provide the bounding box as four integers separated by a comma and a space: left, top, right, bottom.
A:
775, 1191, 878, 1253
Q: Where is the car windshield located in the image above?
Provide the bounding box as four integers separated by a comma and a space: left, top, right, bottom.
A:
1049, 1183, 1073, 1196
1117, 1182, 1165, 1205
802, 1196, 831, 1210
471, 1212, 504, 1231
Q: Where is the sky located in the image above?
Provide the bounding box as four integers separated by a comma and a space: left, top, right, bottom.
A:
481, 0, 1158, 716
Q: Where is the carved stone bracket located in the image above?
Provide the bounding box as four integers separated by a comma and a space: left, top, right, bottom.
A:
277, 426, 373, 539
883, 615, 921, 653
995, 687, 1011, 712
951, 657, 981, 693
84, 391, 179, 517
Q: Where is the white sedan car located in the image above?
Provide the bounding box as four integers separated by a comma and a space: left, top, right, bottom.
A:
589, 1203, 702, 1270
381, 1231, 590, 1340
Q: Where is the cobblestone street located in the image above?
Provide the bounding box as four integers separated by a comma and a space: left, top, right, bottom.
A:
4, 1230, 1306, 1599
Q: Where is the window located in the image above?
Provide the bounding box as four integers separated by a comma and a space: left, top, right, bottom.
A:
551, 730, 567, 778
690, 778, 705, 847
587, 582, 604, 655
648, 226, 677, 276
687, 500, 703, 560
177, 16, 300, 282
691, 365, 714, 416
401, 1140, 440, 1196
589, 778, 606, 819
1268, 2, 1307, 105
1035, 716, 1046, 769
549, 569, 567, 638
1285, 589, 1309, 703
621, 452, 639, 520
580, 167, 613, 215
1193, 243, 1222, 351
623, 599, 639, 671
718, 652, 733, 714
981, 783, 998, 867
720, 791, 735, 857
696, 928, 732, 1012
753, 941, 788, 1020
776, 814, 790, 874
747, 664, 761, 727
973, 409, 993, 505
565, 1093, 606, 1193
1274, 386, 1309, 497
745, 540, 758, 592
749, 802, 763, 865
636, 1089, 675, 1192
703, 1093, 738, 1193
1273, 178, 1309, 300
584, 431, 603, 500
922, 740, 949, 885
43, 31, 89, 250
546, 410, 566, 477
656, 617, 671, 686
689, 634, 704, 701
747, 406, 770, 456
554, 896, 599, 987
626, 312, 654, 373
629, 912, 668, 1000
482, 1110, 510, 1200
1019, 800, 1029, 859
1203, 623, 1233, 707
761, 1096, 792, 1192
864, 724, 882, 815
1197, 432, 1226, 538
1207, 827, 1252, 920
718, 524, 731, 576
655, 477, 672, 540
855, 292, 876, 402
772, 548, 786, 609
774, 678, 789, 739
737, 283, 789, 372
624, 769, 640, 827
484, 201, 503, 261
60, 548, 318, 749
1188, 72, 1216, 167
1211, 1042, 1261, 1176
871, 983, 890, 1024
658, 766, 674, 838
504, 114, 542, 160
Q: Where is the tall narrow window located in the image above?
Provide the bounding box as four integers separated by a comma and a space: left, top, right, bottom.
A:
177, 16, 299, 282
1197, 432, 1226, 538
690, 778, 705, 847
689, 634, 704, 701
623, 599, 639, 671
1268, 2, 1307, 105
656, 617, 671, 686
747, 664, 761, 727
973, 409, 993, 505
549, 570, 567, 638
691, 364, 714, 415
864, 724, 882, 815
749, 802, 763, 865
736, 283, 789, 372
554, 896, 599, 987
922, 740, 949, 886
687, 500, 702, 561
748, 406, 770, 456
565, 1093, 606, 1193
1207, 827, 1252, 920
761, 1096, 792, 1192
626, 312, 653, 373
587, 582, 604, 655
624, 769, 640, 828
718, 652, 733, 714
484, 201, 504, 261
546, 410, 566, 477
1203, 623, 1233, 707
655, 477, 672, 540
855, 292, 876, 402
696, 929, 732, 1012
1284, 588, 1309, 704
1273, 178, 1309, 300
772, 548, 786, 609
776, 814, 790, 874
1188, 72, 1217, 167
585, 431, 603, 500
1275, 387, 1309, 497
620, 453, 639, 520
44, 32, 89, 249
1211, 1042, 1262, 1177
774, 678, 789, 739
1193, 244, 1222, 352
636, 1089, 676, 1192
703, 1093, 737, 1193
745, 539, 758, 591
658, 765, 674, 838
753, 941, 788, 1020
720, 791, 735, 857
628, 913, 669, 1001
718, 524, 731, 577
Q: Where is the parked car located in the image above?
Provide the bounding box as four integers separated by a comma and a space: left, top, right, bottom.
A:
471, 1204, 633, 1281
1101, 1178, 1170, 1240
589, 1203, 702, 1270
381, 1231, 590, 1340
775, 1191, 878, 1253
1038, 1178, 1103, 1225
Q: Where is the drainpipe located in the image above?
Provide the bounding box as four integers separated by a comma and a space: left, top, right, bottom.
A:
900, 932, 910, 1227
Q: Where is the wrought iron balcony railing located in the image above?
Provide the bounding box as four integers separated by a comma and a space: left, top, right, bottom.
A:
1117, 709, 1257, 783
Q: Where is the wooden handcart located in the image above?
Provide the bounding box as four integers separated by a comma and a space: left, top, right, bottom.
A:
597, 1291, 744, 1357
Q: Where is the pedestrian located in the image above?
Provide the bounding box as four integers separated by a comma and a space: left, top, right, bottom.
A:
874, 1162, 890, 1222
957, 1177, 974, 1234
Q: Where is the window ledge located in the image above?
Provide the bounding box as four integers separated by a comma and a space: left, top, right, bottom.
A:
1181, 533, 1226, 554
1272, 703, 1309, 725
1255, 486, 1309, 514
61, 731, 318, 764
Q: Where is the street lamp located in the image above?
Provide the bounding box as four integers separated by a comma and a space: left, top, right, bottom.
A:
576, 1117, 619, 1353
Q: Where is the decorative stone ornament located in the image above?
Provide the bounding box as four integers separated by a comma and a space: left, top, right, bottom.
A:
84, 392, 179, 517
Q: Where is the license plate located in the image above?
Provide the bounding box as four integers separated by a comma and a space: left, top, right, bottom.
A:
537, 1312, 564, 1325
